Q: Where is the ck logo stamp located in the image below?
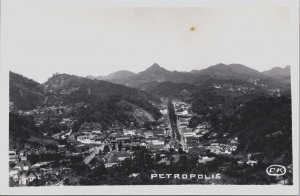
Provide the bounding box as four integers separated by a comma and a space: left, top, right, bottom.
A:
266, 165, 286, 177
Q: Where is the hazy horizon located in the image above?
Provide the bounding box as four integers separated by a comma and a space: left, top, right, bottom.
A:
10, 62, 291, 84
3, 1, 294, 83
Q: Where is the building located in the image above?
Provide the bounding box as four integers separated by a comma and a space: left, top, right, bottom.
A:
77, 134, 104, 144
246, 160, 258, 166
9, 150, 18, 164
150, 139, 164, 145
15, 160, 31, 171
19, 150, 28, 161
104, 151, 133, 167
19, 173, 28, 186
9, 168, 20, 178
116, 136, 131, 143
123, 129, 136, 136
198, 156, 215, 164
28, 173, 36, 182
148, 143, 165, 152
160, 109, 168, 115
183, 131, 196, 137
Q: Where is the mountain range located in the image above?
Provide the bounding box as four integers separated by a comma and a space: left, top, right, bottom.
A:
87, 63, 290, 104
9, 63, 292, 170
87, 70, 136, 81
9, 63, 290, 128
87, 63, 290, 89
9, 63, 292, 164
10, 63, 290, 109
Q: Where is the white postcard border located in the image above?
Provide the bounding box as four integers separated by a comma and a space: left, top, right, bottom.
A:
0, 0, 299, 195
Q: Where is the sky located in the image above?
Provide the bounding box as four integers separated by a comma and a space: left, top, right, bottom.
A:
2, 0, 296, 83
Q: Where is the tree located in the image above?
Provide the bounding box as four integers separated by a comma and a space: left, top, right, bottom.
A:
112, 143, 116, 151
178, 145, 184, 154
9, 162, 16, 168
104, 145, 110, 153
45, 143, 58, 151
118, 141, 123, 151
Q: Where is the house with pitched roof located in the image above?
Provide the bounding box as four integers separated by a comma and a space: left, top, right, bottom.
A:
28, 173, 36, 182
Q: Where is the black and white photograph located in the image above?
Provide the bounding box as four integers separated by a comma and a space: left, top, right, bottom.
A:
1, 0, 299, 195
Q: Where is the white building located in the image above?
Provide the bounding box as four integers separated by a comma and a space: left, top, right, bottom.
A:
246, 160, 258, 166
19, 173, 28, 186
151, 139, 164, 145
77, 134, 103, 144
183, 132, 196, 137
123, 129, 136, 136
144, 131, 154, 138
28, 173, 36, 182
9, 168, 20, 177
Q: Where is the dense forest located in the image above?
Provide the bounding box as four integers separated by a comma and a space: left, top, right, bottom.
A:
190, 92, 292, 166
9, 72, 45, 110
225, 95, 292, 165
9, 113, 41, 149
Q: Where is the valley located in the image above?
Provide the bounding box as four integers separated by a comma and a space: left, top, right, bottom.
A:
9, 63, 292, 186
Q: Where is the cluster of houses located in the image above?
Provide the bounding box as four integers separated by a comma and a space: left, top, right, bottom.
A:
52, 129, 73, 140
172, 100, 242, 157
73, 119, 173, 167
211, 80, 282, 97
204, 137, 238, 155
107, 127, 170, 153
77, 134, 104, 144
75, 122, 105, 144
11, 97, 274, 186
213, 82, 256, 94
171, 100, 253, 170
12, 103, 75, 128
74, 101, 188, 168
182, 122, 211, 139
173, 101, 193, 117
9, 150, 71, 186
268, 88, 281, 97
173, 100, 214, 151
101, 151, 134, 168
17, 105, 71, 117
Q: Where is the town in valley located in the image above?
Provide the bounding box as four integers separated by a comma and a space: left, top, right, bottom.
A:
9, 63, 293, 186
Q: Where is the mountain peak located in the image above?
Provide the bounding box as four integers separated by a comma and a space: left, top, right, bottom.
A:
262, 66, 290, 81
227, 63, 260, 74
215, 63, 227, 67
263, 65, 290, 73
44, 73, 84, 91
145, 63, 165, 71
106, 70, 136, 80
